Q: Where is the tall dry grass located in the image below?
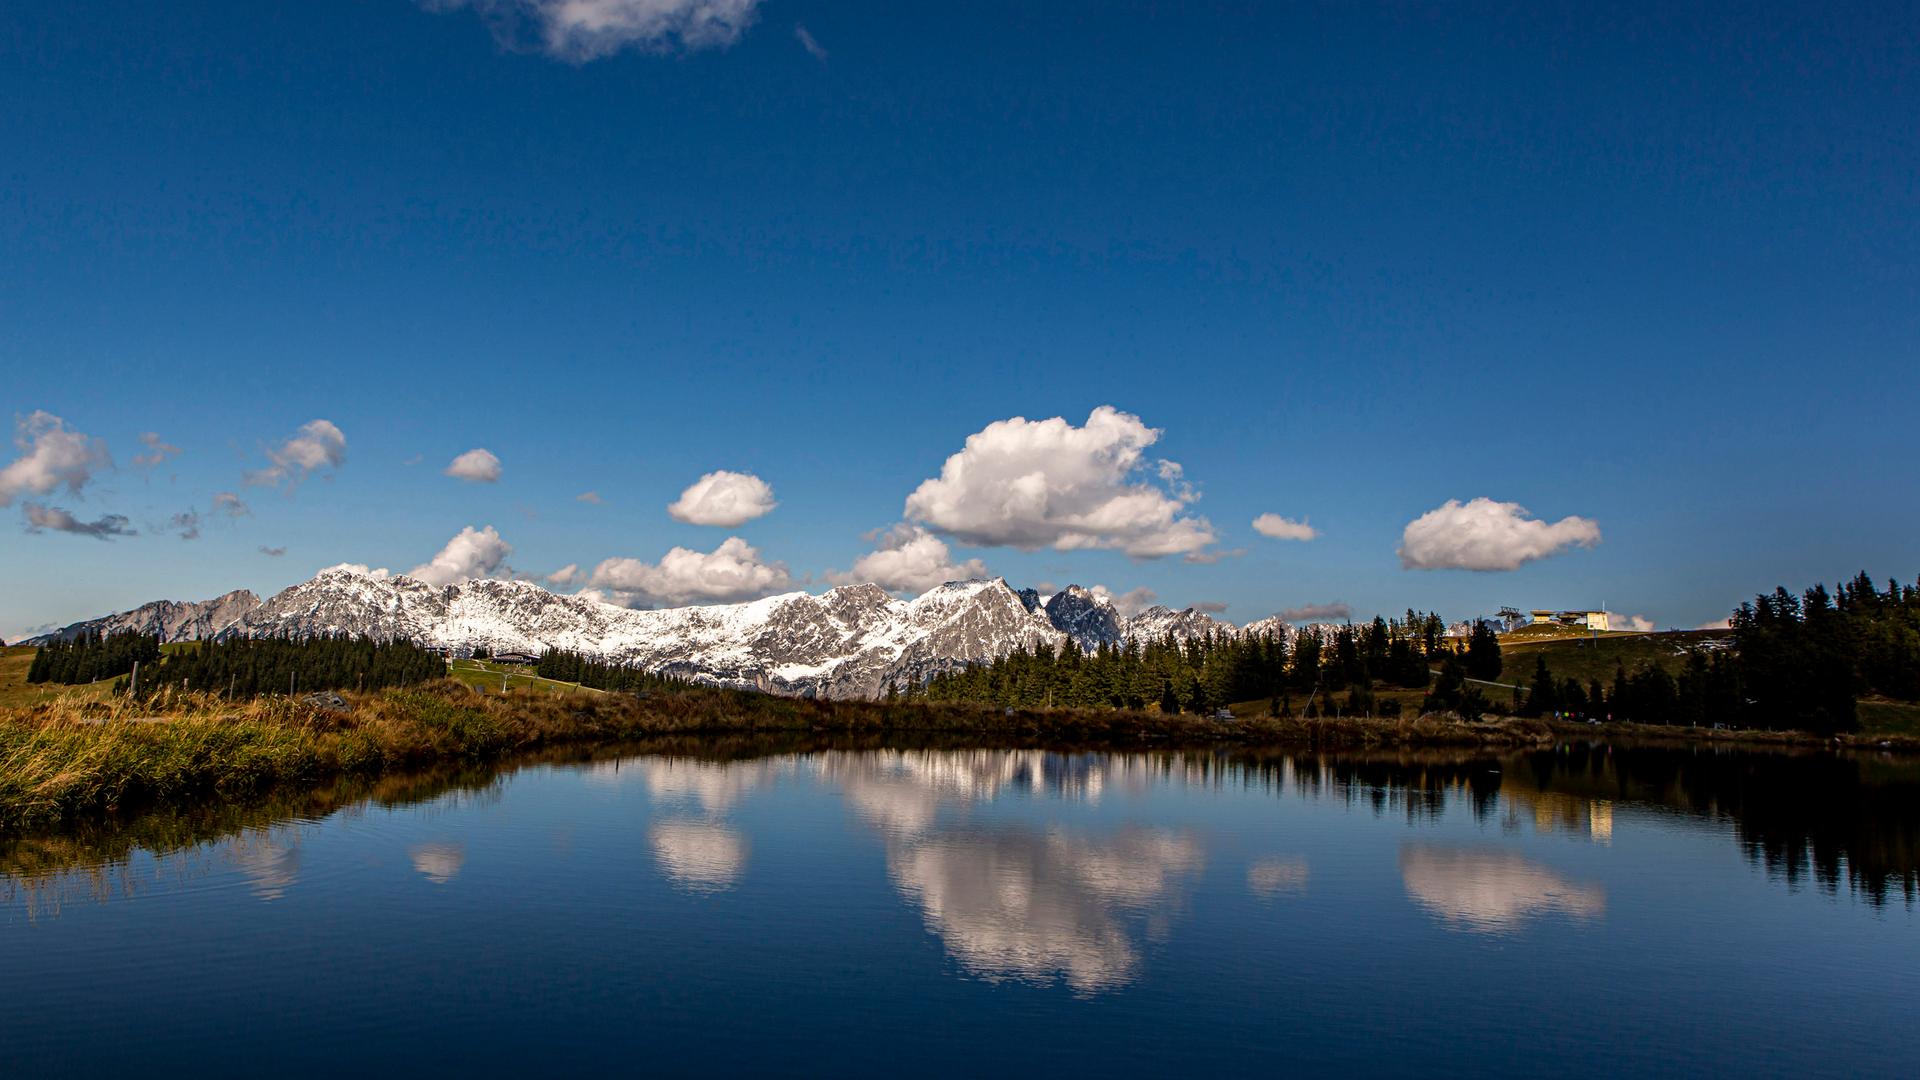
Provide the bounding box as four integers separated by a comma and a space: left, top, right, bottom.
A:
1, 679, 1559, 829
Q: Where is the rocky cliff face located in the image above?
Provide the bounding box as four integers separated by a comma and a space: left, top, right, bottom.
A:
27, 589, 261, 644
1043, 586, 1127, 650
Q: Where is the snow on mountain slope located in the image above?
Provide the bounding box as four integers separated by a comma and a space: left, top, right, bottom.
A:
1122, 604, 1236, 644
37, 564, 1368, 698
221, 567, 1062, 699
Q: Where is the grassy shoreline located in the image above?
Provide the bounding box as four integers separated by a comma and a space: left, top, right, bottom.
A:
3, 678, 1914, 831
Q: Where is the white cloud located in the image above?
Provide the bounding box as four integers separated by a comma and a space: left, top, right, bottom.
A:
246, 419, 346, 489
668, 470, 777, 526
830, 524, 989, 594
322, 562, 391, 580
1696, 617, 1732, 631
407, 525, 513, 585
0, 411, 110, 506
444, 448, 502, 483
1191, 601, 1229, 615
23, 503, 134, 540
794, 23, 826, 62
1608, 613, 1656, 632
1182, 547, 1245, 565
1252, 513, 1317, 541
904, 406, 1217, 559
1398, 498, 1601, 572
547, 563, 586, 587
213, 491, 250, 517
1276, 602, 1351, 623
576, 490, 603, 504
588, 536, 791, 607
426, 0, 762, 62
132, 431, 181, 469
1089, 584, 1159, 618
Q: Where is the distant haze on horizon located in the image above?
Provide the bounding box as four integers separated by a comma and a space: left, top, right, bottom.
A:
3, 2, 1916, 641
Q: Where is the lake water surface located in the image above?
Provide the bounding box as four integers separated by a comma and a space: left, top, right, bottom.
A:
5, 742, 1917, 1076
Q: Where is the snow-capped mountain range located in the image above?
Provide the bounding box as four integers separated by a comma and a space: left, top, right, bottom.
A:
29, 568, 1346, 699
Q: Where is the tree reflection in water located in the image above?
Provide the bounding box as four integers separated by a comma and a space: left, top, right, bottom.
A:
4, 739, 1915, 936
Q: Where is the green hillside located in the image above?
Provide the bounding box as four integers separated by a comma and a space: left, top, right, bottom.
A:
1497, 629, 1731, 686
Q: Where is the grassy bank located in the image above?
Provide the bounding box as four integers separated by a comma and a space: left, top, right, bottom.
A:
0, 679, 1570, 829
9, 674, 1918, 831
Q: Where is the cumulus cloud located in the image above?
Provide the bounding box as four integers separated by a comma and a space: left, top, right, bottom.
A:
0, 411, 110, 506
1398, 498, 1601, 572
1191, 601, 1229, 615
1251, 513, 1317, 542
1696, 617, 1732, 631
547, 563, 586, 587
830, 524, 989, 594
576, 490, 603, 504
213, 491, 250, 517
1089, 584, 1159, 618
426, 0, 762, 62
246, 419, 346, 490
1276, 602, 1352, 623
444, 448, 502, 483
132, 432, 181, 469
1182, 547, 1245, 565
166, 511, 201, 540
668, 470, 777, 526
407, 525, 514, 586
588, 536, 791, 607
794, 23, 826, 61
23, 503, 135, 540
1609, 613, 1656, 633
259, 545, 287, 557
904, 407, 1217, 559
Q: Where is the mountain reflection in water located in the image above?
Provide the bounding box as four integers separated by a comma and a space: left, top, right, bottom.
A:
5, 741, 1916, 928
5, 740, 1917, 1078
816, 750, 1201, 990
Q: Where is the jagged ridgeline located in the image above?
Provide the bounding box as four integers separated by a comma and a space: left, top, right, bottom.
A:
26, 630, 161, 685
123, 636, 445, 699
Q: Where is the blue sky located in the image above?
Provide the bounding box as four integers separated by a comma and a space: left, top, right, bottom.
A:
3, 1, 1917, 640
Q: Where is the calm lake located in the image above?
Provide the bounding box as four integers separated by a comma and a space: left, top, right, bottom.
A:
5, 741, 1917, 1076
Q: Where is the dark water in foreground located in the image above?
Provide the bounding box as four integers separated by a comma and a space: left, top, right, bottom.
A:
4, 742, 1918, 1077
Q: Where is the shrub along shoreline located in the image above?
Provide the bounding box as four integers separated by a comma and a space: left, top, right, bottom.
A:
1, 679, 1910, 831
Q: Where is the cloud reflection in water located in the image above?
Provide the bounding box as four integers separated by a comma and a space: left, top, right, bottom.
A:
649, 820, 749, 891
818, 750, 1202, 993
228, 831, 300, 901
1247, 856, 1310, 899
1400, 844, 1605, 934
409, 842, 465, 885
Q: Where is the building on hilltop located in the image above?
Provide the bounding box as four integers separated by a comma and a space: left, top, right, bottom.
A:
1528, 609, 1611, 631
